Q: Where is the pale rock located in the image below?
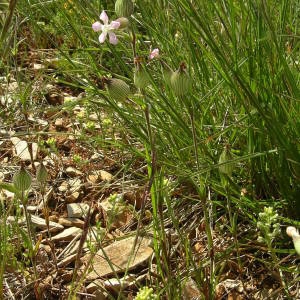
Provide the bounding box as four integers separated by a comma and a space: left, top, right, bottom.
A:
44, 153, 58, 166
68, 191, 80, 203
99, 170, 113, 182
89, 113, 98, 121
58, 178, 81, 194
30, 215, 64, 232
51, 226, 82, 242
27, 205, 40, 213
67, 203, 90, 218
69, 178, 82, 193
1, 189, 14, 201
57, 253, 77, 268
87, 170, 113, 183
66, 167, 83, 177
182, 277, 202, 299
86, 280, 107, 300
7, 216, 25, 225
33, 63, 44, 70
81, 236, 153, 280
87, 173, 99, 184
54, 118, 64, 128
104, 274, 136, 291
58, 181, 68, 192
90, 153, 104, 161
11, 137, 38, 161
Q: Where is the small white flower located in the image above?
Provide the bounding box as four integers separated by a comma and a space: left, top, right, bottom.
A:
92, 11, 120, 45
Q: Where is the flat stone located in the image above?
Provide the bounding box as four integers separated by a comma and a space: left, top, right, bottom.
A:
57, 253, 77, 268
58, 181, 68, 192
67, 191, 80, 203
11, 137, 38, 161
104, 274, 136, 292
67, 203, 90, 218
89, 113, 98, 121
58, 217, 84, 228
182, 277, 202, 299
30, 215, 64, 232
54, 118, 64, 128
86, 280, 109, 300
99, 170, 113, 182
66, 167, 83, 177
51, 226, 82, 242
81, 236, 153, 280
58, 178, 81, 194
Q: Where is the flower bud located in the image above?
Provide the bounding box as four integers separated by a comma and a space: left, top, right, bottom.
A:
115, 17, 129, 29
13, 165, 32, 192
170, 62, 191, 97
218, 145, 234, 176
104, 78, 130, 101
115, 0, 134, 18
286, 226, 298, 238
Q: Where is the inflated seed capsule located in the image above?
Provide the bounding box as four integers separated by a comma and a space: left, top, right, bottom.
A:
104, 78, 130, 101
160, 61, 173, 88
134, 64, 150, 89
36, 162, 48, 184
115, 0, 134, 18
13, 165, 32, 192
170, 62, 191, 97
218, 145, 234, 176
115, 17, 129, 29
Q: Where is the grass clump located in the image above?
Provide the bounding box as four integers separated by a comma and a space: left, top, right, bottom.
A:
1, 0, 300, 298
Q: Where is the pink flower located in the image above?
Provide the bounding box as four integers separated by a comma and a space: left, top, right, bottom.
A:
149, 48, 159, 59
92, 11, 120, 45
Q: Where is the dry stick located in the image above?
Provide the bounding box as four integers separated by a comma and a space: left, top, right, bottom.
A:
69, 207, 91, 298
39, 179, 59, 272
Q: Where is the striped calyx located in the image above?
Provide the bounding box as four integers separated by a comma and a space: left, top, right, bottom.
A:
13, 165, 32, 192
115, 0, 134, 18
170, 62, 191, 97
36, 162, 48, 184
218, 145, 234, 176
161, 61, 173, 88
134, 62, 150, 89
104, 78, 130, 101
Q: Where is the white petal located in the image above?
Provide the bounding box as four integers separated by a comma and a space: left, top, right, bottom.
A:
92, 21, 102, 32
108, 32, 118, 45
99, 32, 107, 43
110, 21, 120, 29
100, 10, 109, 25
